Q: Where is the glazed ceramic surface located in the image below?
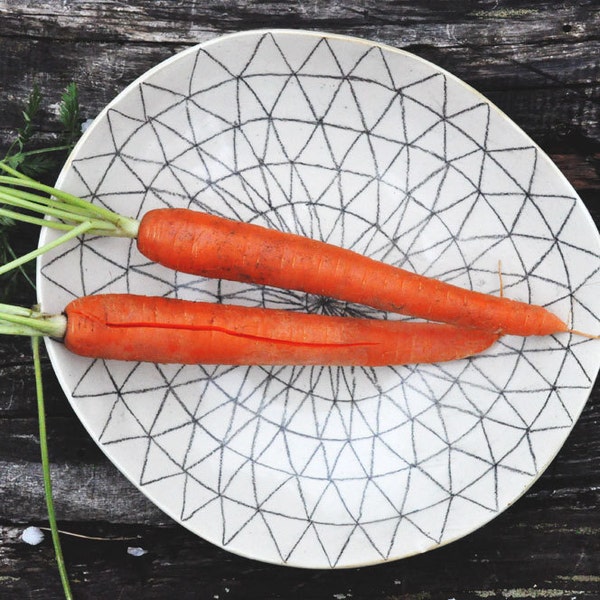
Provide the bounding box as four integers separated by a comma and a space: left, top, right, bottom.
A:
38, 30, 600, 568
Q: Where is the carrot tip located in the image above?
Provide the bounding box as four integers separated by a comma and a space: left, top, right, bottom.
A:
567, 329, 600, 340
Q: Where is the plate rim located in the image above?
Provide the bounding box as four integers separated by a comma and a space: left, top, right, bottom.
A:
36, 27, 600, 569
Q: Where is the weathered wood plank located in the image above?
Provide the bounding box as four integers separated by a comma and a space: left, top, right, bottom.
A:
1, 34, 598, 108
1, 385, 597, 521
0, 1, 599, 598
0, 459, 166, 524
1, 0, 599, 46
0, 348, 69, 418
1, 3, 599, 149
1, 499, 599, 600
0, 38, 598, 196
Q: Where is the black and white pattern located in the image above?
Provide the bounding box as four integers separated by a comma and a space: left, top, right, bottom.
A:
39, 30, 600, 568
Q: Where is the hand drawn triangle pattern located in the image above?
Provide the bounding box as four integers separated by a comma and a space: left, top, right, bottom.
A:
39, 31, 600, 567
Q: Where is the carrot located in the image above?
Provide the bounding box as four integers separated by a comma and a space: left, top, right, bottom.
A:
0, 166, 577, 337
0, 294, 499, 366
137, 208, 569, 337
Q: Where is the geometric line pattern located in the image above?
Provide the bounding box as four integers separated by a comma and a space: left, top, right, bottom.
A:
38, 30, 600, 568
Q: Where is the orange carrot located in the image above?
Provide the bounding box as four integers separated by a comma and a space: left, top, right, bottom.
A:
137, 209, 568, 337
0, 170, 572, 337
58, 294, 498, 366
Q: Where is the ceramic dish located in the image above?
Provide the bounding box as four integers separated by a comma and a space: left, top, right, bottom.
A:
38, 29, 600, 568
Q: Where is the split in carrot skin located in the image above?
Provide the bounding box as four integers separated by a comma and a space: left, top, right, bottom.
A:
0, 294, 500, 366
0, 162, 596, 340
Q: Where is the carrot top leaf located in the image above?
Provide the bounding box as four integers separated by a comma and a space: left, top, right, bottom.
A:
0, 167, 140, 277
58, 83, 81, 151
3, 83, 81, 179
1, 82, 84, 298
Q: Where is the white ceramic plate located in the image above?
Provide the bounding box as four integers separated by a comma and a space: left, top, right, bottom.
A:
38, 30, 600, 568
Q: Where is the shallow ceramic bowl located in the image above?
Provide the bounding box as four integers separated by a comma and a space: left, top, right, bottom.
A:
38, 29, 600, 568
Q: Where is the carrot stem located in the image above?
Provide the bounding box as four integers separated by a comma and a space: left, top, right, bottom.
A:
0, 206, 78, 231
0, 160, 33, 180
0, 303, 67, 337
0, 174, 115, 220
0, 168, 139, 238
0, 234, 36, 290
0, 220, 96, 277
32, 335, 74, 600
0, 187, 114, 226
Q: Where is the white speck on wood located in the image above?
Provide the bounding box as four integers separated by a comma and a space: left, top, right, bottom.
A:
126, 546, 147, 557
21, 526, 44, 545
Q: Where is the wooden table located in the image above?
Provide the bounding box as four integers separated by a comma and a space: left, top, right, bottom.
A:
1, 2, 599, 598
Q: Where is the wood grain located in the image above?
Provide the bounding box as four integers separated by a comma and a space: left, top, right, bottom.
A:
1, 1, 599, 147
0, 1, 599, 598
